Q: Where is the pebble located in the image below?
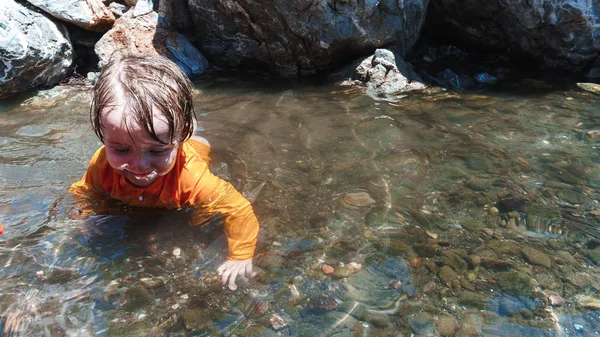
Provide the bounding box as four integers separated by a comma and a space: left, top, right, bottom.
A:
172, 248, 181, 257
548, 295, 565, 306
321, 264, 334, 274
343, 192, 376, 207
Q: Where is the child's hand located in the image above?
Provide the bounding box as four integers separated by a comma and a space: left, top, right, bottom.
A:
217, 258, 256, 291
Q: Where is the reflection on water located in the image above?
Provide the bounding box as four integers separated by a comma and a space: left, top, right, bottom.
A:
1, 79, 600, 336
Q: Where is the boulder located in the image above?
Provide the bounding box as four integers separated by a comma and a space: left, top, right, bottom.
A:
94, 7, 208, 77
0, 0, 73, 99
425, 0, 600, 70
26, 0, 115, 32
351, 49, 426, 99
187, 0, 429, 76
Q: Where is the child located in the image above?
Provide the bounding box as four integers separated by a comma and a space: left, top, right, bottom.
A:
71, 54, 259, 290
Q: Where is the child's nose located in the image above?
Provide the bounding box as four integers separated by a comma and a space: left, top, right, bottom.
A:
132, 153, 152, 171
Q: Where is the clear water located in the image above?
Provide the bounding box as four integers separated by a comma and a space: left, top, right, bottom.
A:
1, 78, 599, 336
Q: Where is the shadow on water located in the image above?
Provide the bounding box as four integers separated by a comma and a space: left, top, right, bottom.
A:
1, 78, 600, 336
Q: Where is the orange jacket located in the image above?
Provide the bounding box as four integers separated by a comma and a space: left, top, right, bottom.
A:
71, 139, 259, 260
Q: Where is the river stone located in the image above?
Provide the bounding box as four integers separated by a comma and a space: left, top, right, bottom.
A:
343, 192, 376, 207
496, 270, 536, 297
577, 83, 600, 95
182, 309, 212, 331
27, 0, 114, 32
575, 295, 600, 309
438, 266, 459, 287
521, 247, 552, 268
426, 1, 600, 70
461, 219, 485, 232
0, 0, 74, 99
186, 0, 428, 76
360, 309, 390, 328
588, 247, 600, 265
556, 189, 587, 205
458, 291, 489, 310
436, 315, 459, 337
307, 295, 339, 313
95, 9, 208, 77
406, 312, 435, 335
124, 285, 153, 311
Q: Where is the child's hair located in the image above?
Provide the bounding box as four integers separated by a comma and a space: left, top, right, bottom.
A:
90, 54, 195, 144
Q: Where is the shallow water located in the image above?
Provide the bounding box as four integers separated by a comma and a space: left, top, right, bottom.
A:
1, 78, 599, 336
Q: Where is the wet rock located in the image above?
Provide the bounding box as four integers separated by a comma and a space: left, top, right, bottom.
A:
440, 251, 468, 271
584, 130, 600, 143
270, 313, 291, 330
343, 192, 376, 207
588, 247, 600, 265
124, 285, 153, 311
406, 312, 435, 335
466, 177, 492, 191
321, 264, 334, 275
457, 311, 483, 337
458, 291, 489, 310
414, 243, 439, 258
28, 0, 115, 32
182, 309, 212, 331
307, 295, 339, 314
460, 219, 485, 232
436, 315, 459, 336
140, 277, 165, 289
575, 295, 600, 309
331, 266, 352, 279
496, 270, 536, 297
556, 189, 587, 204
361, 309, 390, 328
438, 266, 459, 287
577, 83, 600, 95
548, 295, 565, 306
497, 195, 528, 212
521, 247, 552, 268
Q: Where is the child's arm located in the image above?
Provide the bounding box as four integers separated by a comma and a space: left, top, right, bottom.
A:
182, 156, 259, 290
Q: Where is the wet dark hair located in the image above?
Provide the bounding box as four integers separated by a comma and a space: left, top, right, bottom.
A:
90, 54, 195, 144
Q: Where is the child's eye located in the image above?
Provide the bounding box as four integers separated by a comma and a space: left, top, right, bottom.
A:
150, 149, 169, 155
114, 148, 129, 154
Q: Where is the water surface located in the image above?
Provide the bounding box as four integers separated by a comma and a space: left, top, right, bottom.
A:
1, 78, 599, 336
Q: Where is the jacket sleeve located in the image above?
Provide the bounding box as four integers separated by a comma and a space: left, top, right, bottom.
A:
182, 158, 259, 261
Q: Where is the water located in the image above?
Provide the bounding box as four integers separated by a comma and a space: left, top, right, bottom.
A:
1, 77, 600, 336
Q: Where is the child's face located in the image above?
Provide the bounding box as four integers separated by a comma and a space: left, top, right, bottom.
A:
101, 108, 181, 188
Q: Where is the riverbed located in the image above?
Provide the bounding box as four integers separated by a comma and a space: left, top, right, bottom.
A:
0, 76, 599, 336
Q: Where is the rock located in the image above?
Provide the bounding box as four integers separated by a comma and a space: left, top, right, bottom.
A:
0, 0, 74, 99
95, 9, 208, 77
575, 295, 600, 309
343, 192, 376, 207
577, 83, 600, 95
496, 270, 536, 297
436, 315, 459, 336
307, 295, 339, 313
124, 285, 153, 311
361, 309, 390, 328
548, 295, 565, 307
331, 266, 352, 279
182, 309, 212, 331
321, 264, 334, 275
186, 0, 428, 76
438, 266, 459, 287
108, 2, 128, 18
461, 219, 485, 232
352, 49, 426, 99
270, 313, 291, 330
521, 247, 552, 268
426, 1, 600, 70
474, 72, 497, 84
458, 292, 489, 310
27, 0, 115, 32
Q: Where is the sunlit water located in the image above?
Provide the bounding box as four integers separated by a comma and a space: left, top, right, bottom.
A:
1, 77, 599, 336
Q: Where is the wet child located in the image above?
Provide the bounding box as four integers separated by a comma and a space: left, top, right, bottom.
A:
71, 54, 259, 290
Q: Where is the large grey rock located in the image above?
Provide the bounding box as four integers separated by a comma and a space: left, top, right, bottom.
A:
95, 8, 209, 77
26, 0, 115, 32
187, 0, 429, 76
0, 0, 73, 99
355, 49, 426, 98
426, 0, 600, 70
